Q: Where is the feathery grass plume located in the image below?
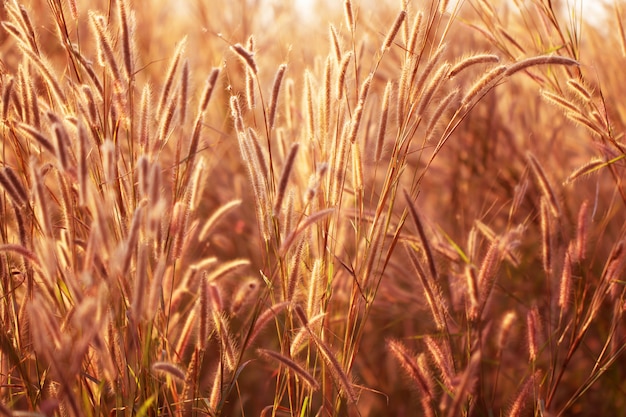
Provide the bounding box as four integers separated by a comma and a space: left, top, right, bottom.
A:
567, 78, 592, 102
131, 242, 148, 322
139, 84, 152, 153
76, 119, 91, 206
347, 73, 373, 143
157, 36, 186, 118
18, 68, 31, 124
404, 190, 437, 280
290, 312, 326, 357
509, 175, 529, 220
231, 43, 258, 75
89, 11, 122, 82
303, 70, 316, 140
411, 43, 447, 102
565, 111, 604, 137
147, 257, 165, 320
183, 348, 201, 415
230, 277, 259, 315
246, 128, 270, 181
213, 310, 238, 371
439, 0, 450, 14
198, 199, 242, 242
424, 336, 454, 389
18, 47, 66, 104
30, 160, 53, 237
244, 36, 256, 111
505, 55, 579, 76
405, 244, 446, 331
17, 123, 55, 154
306, 258, 324, 318
446, 351, 481, 417
559, 248, 573, 313
329, 24, 342, 61
17, 4, 39, 53
25, 67, 41, 130
564, 157, 606, 185
541, 89, 580, 114
280, 208, 336, 255
395, 58, 411, 128
527, 152, 560, 218
169, 200, 188, 260
205, 259, 250, 283
387, 340, 433, 398
258, 349, 320, 390
575, 200, 589, 262
304, 163, 328, 205
416, 62, 450, 116
375, 81, 393, 161
245, 301, 290, 349
230, 95, 245, 134
590, 110, 610, 131
509, 371, 541, 417
268, 63, 287, 129
53, 123, 70, 171
406, 11, 424, 55
344, 0, 354, 30
306, 324, 357, 403
526, 306, 540, 362
0, 244, 39, 266
465, 264, 479, 319
382, 9, 406, 51
117, 0, 133, 79
425, 88, 459, 143
199, 68, 220, 114
461, 64, 507, 106
497, 311, 516, 351
322, 56, 332, 138
475, 238, 501, 313
274, 142, 299, 216
157, 91, 178, 145
178, 60, 190, 125
209, 361, 223, 412
352, 138, 364, 192
336, 51, 352, 99
197, 277, 211, 349
152, 362, 186, 382
448, 54, 500, 78
0, 168, 26, 206
540, 198, 553, 275
1, 77, 14, 120
287, 239, 305, 302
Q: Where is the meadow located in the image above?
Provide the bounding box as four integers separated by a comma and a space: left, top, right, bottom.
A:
0, 0, 625, 415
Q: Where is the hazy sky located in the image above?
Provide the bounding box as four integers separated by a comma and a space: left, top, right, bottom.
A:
293, 0, 608, 24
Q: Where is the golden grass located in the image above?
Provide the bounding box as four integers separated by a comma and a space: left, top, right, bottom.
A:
0, 0, 624, 415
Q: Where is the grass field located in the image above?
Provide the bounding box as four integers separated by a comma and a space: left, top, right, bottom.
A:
0, 0, 625, 415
